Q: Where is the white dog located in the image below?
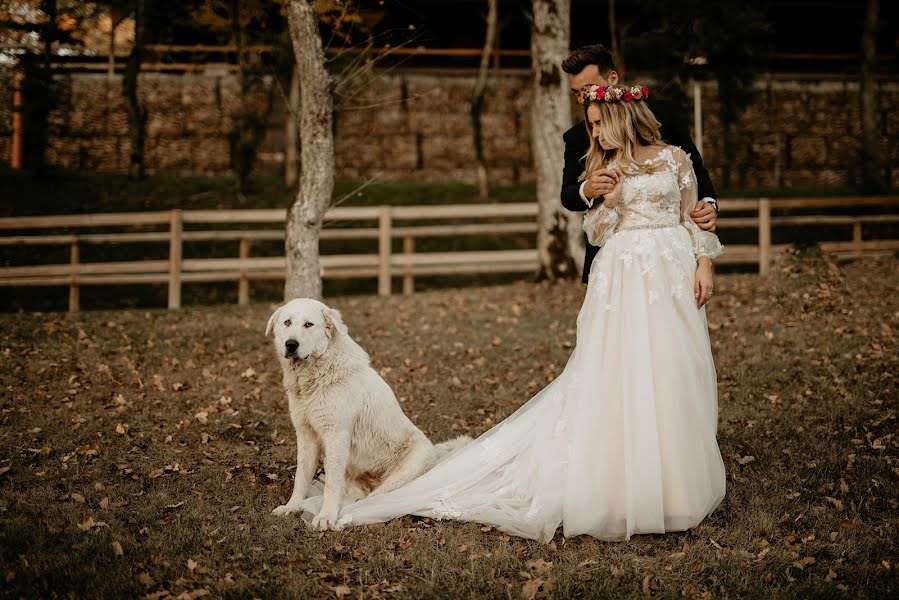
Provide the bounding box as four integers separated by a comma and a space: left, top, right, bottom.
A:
266, 298, 468, 530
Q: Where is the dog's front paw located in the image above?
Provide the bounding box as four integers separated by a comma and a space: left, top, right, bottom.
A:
310, 508, 339, 531
272, 503, 302, 516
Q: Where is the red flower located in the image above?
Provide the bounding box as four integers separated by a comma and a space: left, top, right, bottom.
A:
641, 86, 650, 98
596, 87, 606, 100
623, 91, 634, 102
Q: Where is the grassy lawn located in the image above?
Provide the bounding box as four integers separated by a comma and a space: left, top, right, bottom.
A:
1, 250, 896, 598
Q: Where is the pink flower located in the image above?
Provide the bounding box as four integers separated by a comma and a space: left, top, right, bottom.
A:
623, 91, 634, 102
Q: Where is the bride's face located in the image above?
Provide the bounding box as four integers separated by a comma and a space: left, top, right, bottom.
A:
586, 104, 612, 150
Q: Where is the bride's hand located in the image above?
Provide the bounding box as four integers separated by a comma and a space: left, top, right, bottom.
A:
601, 168, 625, 208
694, 257, 714, 308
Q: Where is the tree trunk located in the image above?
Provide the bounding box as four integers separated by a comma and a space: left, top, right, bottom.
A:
860, 0, 884, 193
284, 65, 300, 188
471, 0, 497, 199
531, 0, 580, 280
25, 0, 56, 174
123, 0, 146, 180
608, 0, 624, 78
284, 0, 335, 301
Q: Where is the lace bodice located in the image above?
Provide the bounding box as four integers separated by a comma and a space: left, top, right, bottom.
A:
582, 146, 723, 259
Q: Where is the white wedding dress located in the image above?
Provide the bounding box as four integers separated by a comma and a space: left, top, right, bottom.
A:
297, 145, 726, 542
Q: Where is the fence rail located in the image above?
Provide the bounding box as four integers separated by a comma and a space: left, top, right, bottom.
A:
1, 197, 897, 312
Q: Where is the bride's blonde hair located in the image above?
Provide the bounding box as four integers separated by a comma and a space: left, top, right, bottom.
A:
579, 90, 664, 180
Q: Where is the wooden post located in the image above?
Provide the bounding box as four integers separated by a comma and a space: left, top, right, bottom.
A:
402, 235, 415, 295
852, 221, 863, 253
168, 209, 183, 309
11, 73, 24, 169
758, 198, 771, 275
238, 238, 250, 306
378, 206, 392, 296
69, 241, 80, 312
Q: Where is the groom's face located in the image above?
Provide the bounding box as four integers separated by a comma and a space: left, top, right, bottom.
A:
569, 65, 617, 106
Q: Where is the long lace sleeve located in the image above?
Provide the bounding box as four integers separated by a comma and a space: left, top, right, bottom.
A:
582, 202, 620, 247
675, 148, 723, 260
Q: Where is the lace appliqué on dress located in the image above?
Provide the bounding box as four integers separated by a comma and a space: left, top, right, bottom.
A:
429, 490, 464, 520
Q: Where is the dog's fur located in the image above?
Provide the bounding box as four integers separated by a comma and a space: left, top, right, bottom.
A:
266, 298, 468, 530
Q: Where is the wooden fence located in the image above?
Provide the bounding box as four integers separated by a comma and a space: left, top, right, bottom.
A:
1, 197, 897, 312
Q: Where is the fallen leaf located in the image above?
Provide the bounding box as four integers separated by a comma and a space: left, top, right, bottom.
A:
331, 585, 351, 598
111, 541, 124, 556
77, 517, 108, 531
522, 577, 544, 599
527, 558, 553, 576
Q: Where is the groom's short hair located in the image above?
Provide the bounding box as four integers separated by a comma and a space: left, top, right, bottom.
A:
562, 44, 616, 77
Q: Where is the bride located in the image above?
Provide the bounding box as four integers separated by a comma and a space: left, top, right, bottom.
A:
294, 83, 726, 542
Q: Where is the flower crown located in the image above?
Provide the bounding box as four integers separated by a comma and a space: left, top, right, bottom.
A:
582, 84, 650, 105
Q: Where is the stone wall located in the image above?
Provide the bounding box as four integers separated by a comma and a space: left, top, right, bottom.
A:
0, 68, 896, 189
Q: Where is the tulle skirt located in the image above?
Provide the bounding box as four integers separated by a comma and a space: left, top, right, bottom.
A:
297, 225, 726, 542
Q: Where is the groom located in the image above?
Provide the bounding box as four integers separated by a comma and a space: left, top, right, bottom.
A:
559, 44, 719, 283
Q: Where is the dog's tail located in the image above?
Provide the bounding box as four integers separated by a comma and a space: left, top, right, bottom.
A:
433, 435, 473, 463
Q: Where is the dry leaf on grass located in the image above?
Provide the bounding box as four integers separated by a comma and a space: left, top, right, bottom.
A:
77, 517, 108, 531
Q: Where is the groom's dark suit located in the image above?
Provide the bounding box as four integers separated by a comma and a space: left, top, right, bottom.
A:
560, 99, 717, 283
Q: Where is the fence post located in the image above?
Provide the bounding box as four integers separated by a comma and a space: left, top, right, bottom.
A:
69, 241, 79, 312
168, 209, 183, 309
758, 198, 771, 275
378, 206, 392, 296
238, 238, 250, 306
402, 236, 415, 295
852, 221, 863, 253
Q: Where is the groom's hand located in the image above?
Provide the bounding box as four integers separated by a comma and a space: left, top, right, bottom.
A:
583, 169, 620, 201
690, 203, 717, 232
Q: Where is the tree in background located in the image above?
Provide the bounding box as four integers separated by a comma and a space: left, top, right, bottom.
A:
530, 0, 581, 280
194, 0, 288, 195
284, 0, 334, 300
471, 0, 497, 199
860, 0, 885, 194
624, 0, 772, 189
121, 0, 146, 179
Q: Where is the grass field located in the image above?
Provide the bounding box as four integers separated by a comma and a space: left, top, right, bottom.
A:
1, 249, 897, 598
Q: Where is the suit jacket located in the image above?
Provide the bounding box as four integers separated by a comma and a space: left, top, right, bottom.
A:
560, 99, 717, 283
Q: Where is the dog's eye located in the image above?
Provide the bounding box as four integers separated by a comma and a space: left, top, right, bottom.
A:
303, 321, 314, 328
283, 319, 291, 327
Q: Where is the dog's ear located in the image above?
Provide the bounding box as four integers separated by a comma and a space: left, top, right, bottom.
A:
265, 305, 282, 337
322, 307, 348, 338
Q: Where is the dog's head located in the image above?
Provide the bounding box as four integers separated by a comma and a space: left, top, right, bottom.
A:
265, 298, 348, 361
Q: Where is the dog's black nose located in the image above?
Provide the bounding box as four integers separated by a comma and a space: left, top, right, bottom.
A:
285, 339, 299, 353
